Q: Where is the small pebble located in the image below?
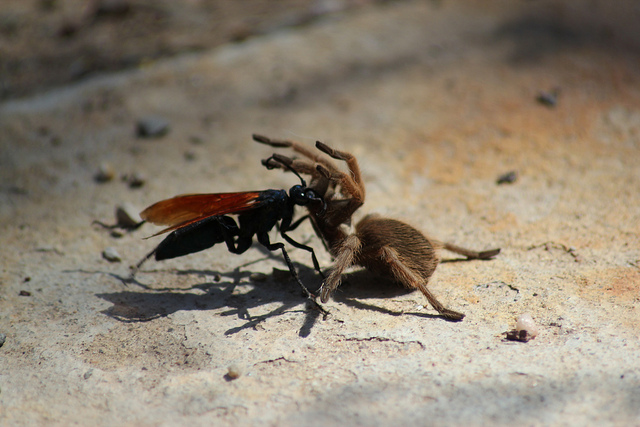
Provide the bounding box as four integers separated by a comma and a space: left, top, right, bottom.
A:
536, 89, 560, 107
516, 313, 538, 338
250, 272, 268, 282
497, 171, 518, 185
115, 203, 142, 228
102, 247, 122, 262
226, 365, 241, 380
506, 313, 538, 342
95, 163, 115, 183
0, 333, 6, 348
19, 290, 31, 297
122, 172, 145, 189
83, 369, 94, 380
136, 116, 170, 138
93, 203, 144, 232
110, 230, 125, 238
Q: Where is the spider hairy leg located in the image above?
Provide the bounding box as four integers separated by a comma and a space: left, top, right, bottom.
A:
443, 243, 501, 260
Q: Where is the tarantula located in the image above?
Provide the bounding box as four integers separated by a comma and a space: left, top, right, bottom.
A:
253, 134, 500, 321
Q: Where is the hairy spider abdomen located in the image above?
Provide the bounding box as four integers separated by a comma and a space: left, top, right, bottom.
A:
355, 215, 440, 282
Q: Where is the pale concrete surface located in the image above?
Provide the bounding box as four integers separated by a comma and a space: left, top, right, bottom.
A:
1, 1, 639, 425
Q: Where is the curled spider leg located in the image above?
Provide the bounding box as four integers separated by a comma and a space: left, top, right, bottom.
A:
315, 141, 365, 203
253, 134, 338, 172
316, 164, 363, 225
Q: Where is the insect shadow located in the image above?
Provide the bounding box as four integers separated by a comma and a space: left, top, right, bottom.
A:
327, 269, 444, 319
97, 260, 325, 337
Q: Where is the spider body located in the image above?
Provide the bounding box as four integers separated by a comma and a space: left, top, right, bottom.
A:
254, 134, 500, 321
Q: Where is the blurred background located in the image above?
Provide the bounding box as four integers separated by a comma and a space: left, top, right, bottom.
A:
0, 0, 380, 100
2, 0, 640, 100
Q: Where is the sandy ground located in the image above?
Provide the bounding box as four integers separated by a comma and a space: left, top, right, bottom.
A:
1, 1, 640, 425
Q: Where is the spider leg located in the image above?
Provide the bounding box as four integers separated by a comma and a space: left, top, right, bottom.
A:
378, 245, 465, 321
262, 153, 334, 197
253, 134, 337, 171
443, 242, 501, 260
254, 135, 354, 199
319, 233, 362, 303
316, 164, 363, 225
315, 141, 365, 203
262, 153, 318, 176
254, 135, 366, 208
354, 215, 465, 321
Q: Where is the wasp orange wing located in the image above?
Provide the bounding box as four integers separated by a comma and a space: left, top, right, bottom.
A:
141, 192, 264, 236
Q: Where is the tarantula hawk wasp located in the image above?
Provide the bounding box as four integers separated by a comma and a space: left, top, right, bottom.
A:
254, 134, 501, 321
131, 155, 329, 315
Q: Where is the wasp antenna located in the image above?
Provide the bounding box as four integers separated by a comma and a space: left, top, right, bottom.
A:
266, 154, 307, 187
290, 167, 307, 187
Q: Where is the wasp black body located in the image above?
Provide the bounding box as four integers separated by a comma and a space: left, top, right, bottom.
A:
133, 157, 327, 313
